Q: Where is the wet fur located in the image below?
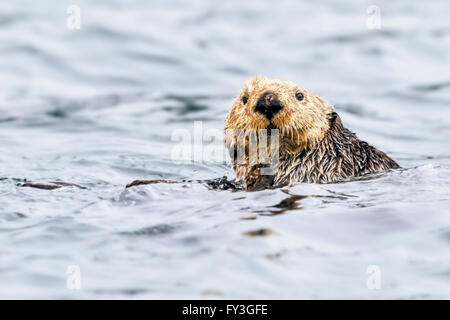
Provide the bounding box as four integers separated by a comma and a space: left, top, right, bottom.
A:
225, 77, 400, 189
274, 113, 400, 185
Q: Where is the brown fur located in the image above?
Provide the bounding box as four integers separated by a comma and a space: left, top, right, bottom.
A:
225, 76, 400, 190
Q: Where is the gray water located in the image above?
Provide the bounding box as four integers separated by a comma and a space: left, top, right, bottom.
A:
1, 0, 450, 299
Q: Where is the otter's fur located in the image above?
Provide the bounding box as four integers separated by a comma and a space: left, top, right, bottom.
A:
274, 113, 400, 185
225, 77, 400, 189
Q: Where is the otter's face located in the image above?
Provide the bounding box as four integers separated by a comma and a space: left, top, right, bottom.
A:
225, 76, 334, 158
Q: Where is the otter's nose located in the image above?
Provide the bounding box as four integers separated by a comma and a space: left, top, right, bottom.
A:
255, 92, 282, 120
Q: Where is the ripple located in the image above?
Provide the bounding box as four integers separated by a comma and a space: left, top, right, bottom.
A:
119, 224, 178, 237
1, 0, 450, 300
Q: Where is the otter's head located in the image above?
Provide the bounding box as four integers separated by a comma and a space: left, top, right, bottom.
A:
225, 77, 335, 165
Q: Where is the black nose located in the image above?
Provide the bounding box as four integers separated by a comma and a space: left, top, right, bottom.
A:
255, 92, 282, 120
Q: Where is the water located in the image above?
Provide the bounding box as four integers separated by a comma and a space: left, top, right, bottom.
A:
1, 0, 450, 299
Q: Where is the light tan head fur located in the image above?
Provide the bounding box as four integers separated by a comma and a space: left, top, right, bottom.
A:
225, 76, 334, 180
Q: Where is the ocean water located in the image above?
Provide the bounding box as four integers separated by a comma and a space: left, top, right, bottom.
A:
1, 0, 450, 299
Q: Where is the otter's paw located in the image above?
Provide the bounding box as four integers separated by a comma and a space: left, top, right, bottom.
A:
243, 164, 274, 191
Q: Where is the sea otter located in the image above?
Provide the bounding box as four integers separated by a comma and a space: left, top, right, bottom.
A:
22, 76, 399, 191
224, 76, 400, 190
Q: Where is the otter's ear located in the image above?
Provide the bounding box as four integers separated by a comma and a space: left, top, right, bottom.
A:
328, 112, 338, 123
328, 111, 344, 129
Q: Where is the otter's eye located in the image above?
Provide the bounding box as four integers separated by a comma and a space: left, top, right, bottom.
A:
242, 96, 248, 105
296, 92, 304, 101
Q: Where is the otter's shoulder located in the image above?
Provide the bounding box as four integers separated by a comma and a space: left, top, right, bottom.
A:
276, 113, 400, 185
324, 113, 400, 178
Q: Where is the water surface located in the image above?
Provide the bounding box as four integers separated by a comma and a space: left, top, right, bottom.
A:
1, 0, 450, 299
